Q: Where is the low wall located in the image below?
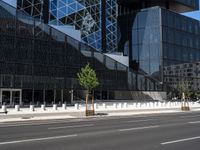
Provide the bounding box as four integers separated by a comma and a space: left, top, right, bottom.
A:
114, 91, 167, 101
1, 101, 200, 113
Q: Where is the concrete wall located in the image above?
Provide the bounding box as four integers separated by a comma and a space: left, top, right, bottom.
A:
105, 53, 129, 67
114, 91, 166, 101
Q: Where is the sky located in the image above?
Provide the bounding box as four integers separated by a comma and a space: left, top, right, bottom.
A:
183, 0, 200, 20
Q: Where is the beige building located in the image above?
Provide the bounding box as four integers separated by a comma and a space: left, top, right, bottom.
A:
164, 62, 200, 91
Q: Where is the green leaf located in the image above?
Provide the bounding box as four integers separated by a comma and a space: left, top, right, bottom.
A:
77, 63, 99, 91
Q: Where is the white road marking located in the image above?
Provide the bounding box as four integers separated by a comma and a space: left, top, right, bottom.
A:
0, 119, 91, 128
161, 136, 200, 145
48, 124, 94, 130
188, 121, 200, 124
180, 115, 200, 118
118, 125, 159, 132
0, 134, 77, 145
126, 119, 157, 123
0, 120, 73, 128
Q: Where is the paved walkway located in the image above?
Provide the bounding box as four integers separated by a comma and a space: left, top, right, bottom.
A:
1, 105, 200, 123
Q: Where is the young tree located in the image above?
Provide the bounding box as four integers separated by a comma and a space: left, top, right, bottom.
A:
77, 64, 99, 116
176, 80, 190, 111
176, 81, 190, 99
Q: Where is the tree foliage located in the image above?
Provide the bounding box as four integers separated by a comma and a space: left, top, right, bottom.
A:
176, 81, 190, 99
77, 64, 99, 91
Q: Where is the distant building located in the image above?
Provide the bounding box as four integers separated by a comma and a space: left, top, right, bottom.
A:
164, 62, 200, 91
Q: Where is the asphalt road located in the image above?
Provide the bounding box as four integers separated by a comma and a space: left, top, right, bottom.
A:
0, 111, 200, 150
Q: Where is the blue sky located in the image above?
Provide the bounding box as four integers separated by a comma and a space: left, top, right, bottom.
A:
183, 0, 200, 20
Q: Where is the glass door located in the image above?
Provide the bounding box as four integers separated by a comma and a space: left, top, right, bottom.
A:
0, 89, 22, 106
2, 91, 10, 105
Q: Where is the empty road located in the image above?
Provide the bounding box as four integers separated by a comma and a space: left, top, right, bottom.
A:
0, 111, 200, 150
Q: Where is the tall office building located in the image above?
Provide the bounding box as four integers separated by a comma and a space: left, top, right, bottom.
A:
0, 0, 199, 105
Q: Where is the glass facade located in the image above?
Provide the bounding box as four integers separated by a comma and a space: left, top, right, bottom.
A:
17, 0, 118, 52
49, 0, 118, 52
49, 0, 102, 50
105, 0, 118, 52
118, 7, 162, 81
0, 1, 163, 105
3, 0, 200, 103
118, 6, 200, 91
175, 0, 199, 10
17, 0, 44, 20
161, 8, 200, 90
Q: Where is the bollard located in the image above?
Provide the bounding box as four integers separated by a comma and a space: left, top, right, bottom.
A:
53, 104, 57, 111
153, 102, 156, 107
156, 102, 159, 107
41, 104, 46, 111
123, 103, 128, 108
74, 103, 79, 110
1, 105, 7, 113
118, 103, 122, 109
139, 102, 142, 108
15, 105, 20, 111
135, 102, 138, 108
62, 104, 66, 110
94, 103, 98, 109
158, 102, 161, 107
113, 103, 117, 109
30, 105, 34, 111
102, 103, 106, 109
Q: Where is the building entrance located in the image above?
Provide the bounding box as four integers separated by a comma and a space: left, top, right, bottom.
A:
0, 89, 22, 106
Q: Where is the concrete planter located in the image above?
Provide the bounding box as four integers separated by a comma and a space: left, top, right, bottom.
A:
15, 105, 20, 111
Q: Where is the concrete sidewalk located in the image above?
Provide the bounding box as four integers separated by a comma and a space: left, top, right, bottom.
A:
1, 105, 200, 123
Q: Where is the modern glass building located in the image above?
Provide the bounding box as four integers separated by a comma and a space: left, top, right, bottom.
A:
117, 1, 200, 92
17, 0, 118, 52
0, 0, 199, 106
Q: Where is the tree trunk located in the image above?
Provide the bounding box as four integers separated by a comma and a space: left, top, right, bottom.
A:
85, 90, 95, 116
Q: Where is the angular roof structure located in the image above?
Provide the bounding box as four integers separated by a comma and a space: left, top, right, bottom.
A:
117, 0, 199, 13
